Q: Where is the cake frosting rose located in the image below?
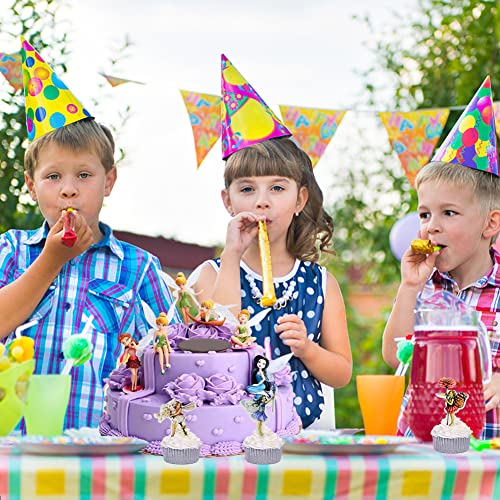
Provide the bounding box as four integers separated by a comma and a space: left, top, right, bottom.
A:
99, 320, 301, 456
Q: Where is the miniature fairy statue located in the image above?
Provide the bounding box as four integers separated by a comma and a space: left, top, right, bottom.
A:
155, 399, 197, 437
436, 377, 469, 426
241, 355, 276, 435
194, 299, 225, 325
174, 272, 201, 323
231, 309, 257, 348
154, 312, 172, 374
118, 333, 141, 392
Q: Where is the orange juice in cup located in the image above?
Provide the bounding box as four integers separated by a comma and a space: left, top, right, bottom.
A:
356, 374, 405, 435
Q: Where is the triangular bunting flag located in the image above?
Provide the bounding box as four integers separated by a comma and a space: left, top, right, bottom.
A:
494, 102, 500, 140
380, 109, 450, 185
0, 51, 23, 92
180, 90, 221, 168
279, 105, 346, 167
99, 72, 145, 87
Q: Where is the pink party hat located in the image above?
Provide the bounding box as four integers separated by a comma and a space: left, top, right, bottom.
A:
221, 54, 291, 159
21, 37, 92, 142
432, 76, 498, 176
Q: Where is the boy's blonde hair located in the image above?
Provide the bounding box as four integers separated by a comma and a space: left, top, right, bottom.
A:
415, 161, 500, 213
224, 137, 334, 262
24, 118, 115, 178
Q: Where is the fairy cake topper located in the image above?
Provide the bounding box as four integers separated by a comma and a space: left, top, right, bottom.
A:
230, 309, 257, 349
436, 377, 469, 426
431, 76, 498, 177
241, 352, 293, 436
161, 270, 201, 324
21, 36, 92, 142
154, 312, 172, 374
221, 54, 291, 160
118, 333, 143, 392
155, 399, 197, 437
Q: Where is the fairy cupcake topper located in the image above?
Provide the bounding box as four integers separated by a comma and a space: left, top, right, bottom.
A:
155, 399, 197, 437
241, 352, 293, 436
436, 377, 469, 426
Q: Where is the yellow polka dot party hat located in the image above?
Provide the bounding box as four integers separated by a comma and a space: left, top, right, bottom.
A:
21, 36, 92, 142
432, 76, 498, 176
221, 54, 291, 160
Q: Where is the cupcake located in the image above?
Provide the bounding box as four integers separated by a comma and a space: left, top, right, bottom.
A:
243, 424, 283, 464
155, 399, 201, 464
431, 416, 471, 453
161, 432, 202, 464
431, 377, 471, 454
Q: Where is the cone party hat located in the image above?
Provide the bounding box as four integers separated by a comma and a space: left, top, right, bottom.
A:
221, 54, 291, 159
432, 76, 498, 176
21, 37, 92, 142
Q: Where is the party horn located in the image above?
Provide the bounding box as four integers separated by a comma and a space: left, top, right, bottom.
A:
61, 208, 77, 247
258, 220, 276, 307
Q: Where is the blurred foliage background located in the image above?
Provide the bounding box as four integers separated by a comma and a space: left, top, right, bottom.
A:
0, 0, 499, 429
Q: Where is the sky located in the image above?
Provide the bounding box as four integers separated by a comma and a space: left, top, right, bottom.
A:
3, 0, 415, 247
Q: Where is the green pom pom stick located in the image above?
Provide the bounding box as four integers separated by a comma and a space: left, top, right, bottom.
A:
395, 335, 414, 376
61, 315, 94, 375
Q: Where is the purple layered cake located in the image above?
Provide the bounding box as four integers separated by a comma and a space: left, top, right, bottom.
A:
99, 322, 301, 456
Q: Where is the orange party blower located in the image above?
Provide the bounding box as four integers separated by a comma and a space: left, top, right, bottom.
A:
61, 208, 77, 247
258, 220, 276, 307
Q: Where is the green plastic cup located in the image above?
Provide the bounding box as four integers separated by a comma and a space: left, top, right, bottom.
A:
0, 359, 35, 436
24, 374, 71, 436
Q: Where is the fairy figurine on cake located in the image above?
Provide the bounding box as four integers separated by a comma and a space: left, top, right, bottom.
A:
160, 269, 201, 324
230, 309, 257, 349
154, 312, 172, 374
118, 333, 142, 392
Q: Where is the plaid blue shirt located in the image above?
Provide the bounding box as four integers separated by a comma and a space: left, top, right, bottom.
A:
0, 222, 180, 429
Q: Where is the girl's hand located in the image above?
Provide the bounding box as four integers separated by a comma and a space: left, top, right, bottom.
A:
44, 211, 94, 264
223, 212, 265, 259
275, 313, 313, 358
484, 373, 500, 412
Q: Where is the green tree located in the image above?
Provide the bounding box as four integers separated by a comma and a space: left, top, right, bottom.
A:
0, 0, 69, 233
0, 0, 132, 233
332, 0, 499, 428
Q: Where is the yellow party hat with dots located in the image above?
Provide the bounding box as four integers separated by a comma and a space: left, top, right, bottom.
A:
221, 54, 290, 160
21, 37, 92, 142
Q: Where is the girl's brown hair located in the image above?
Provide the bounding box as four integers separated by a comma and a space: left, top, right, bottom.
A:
224, 137, 334, 262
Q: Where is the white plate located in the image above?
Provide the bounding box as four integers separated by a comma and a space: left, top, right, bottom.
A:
16, 436, 148, 456
283, 430, 415, 455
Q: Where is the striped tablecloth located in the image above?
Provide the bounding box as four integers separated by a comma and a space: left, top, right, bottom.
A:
1, 445, 500, 499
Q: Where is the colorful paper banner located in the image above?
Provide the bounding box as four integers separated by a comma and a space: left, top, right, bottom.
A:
99, 73, 145, 87
279, 105, 346, 167
0, 51, 22, 92
180, 90, 221, 168
494, 102, 500, 140
379, 109, 450, 186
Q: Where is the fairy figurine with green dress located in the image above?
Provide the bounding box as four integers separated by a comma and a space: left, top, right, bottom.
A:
154, 312, 172, 374
161, 270, 201, 324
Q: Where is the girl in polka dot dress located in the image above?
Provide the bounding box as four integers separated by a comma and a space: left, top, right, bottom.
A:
195, 137, 352, 428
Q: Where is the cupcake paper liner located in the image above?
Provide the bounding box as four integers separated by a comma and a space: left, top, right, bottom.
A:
244, 446, 282, 464
162, 446, 200, 465
432, 435, 470, 454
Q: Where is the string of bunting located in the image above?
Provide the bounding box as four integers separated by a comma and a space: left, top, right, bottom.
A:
2, 51, 499, 184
